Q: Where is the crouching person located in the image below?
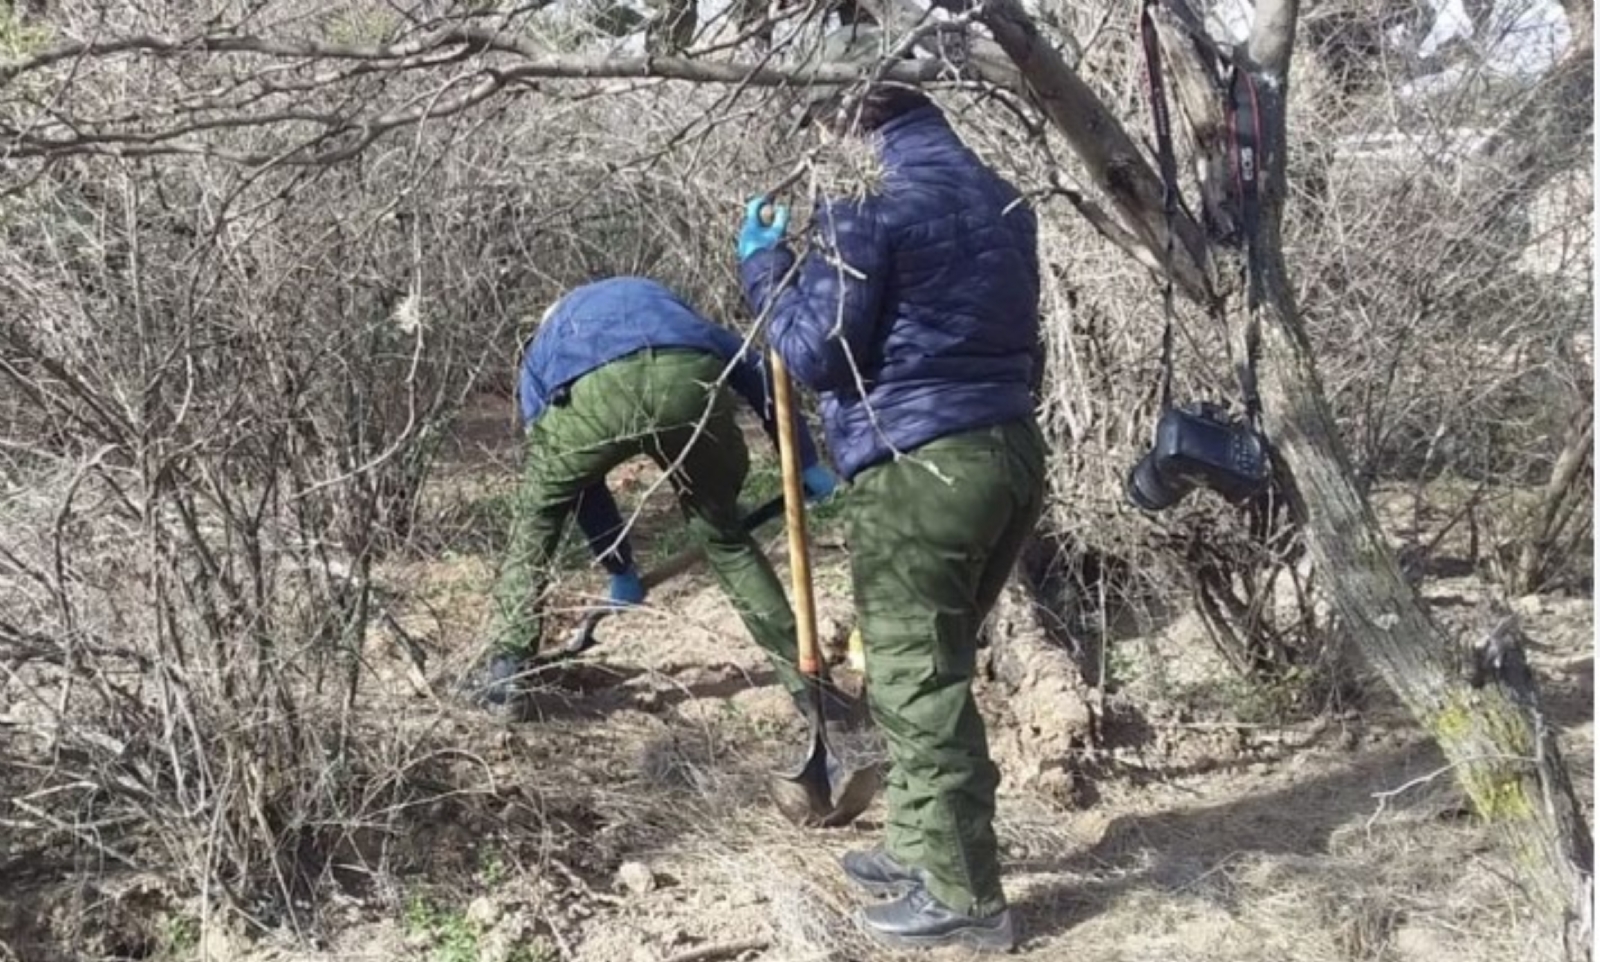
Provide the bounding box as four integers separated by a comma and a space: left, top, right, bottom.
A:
470, 276, 840, 718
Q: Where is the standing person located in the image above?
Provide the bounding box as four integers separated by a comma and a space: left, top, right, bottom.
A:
736, 24, 1046, 954
472, 276, 841, 719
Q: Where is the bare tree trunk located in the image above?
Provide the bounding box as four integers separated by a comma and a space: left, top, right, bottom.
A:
1511, 407, 1594, 595
1250, 164, 1594, 962
1240, 0, 1593, 954
951, 0, 1216, 302
1477, 26, 1594, 225
1563, 0, 1593, 51
963, 0, 1594, 952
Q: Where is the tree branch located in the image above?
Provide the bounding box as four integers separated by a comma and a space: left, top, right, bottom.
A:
1477, 40, 1595, 210
0, 35, 961, 163
973, 0, 1215, 303
856, 0, 1025, 87
0, 26, 956, 88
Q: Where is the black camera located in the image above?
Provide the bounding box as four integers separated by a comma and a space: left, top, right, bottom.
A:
1126, 402, 1270, 511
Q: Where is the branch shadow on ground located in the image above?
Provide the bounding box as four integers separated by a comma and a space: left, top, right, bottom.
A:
516, 659, 786, 723
1008, 740, 1450, 946
1541, 653, 1593, 730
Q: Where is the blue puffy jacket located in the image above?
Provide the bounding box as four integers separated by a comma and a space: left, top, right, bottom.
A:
518, 277, 820, 573
740, 105, 1042, 480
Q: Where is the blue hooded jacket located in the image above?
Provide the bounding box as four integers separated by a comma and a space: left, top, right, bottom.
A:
518, 277, 821, 574
740, 105, 1042, 480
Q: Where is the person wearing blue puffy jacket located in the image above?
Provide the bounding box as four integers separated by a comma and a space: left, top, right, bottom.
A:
473, 277, 841, 718
738, 24, 1046, 954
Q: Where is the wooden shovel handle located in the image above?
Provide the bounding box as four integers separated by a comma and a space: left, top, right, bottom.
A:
769, 349, 822, 678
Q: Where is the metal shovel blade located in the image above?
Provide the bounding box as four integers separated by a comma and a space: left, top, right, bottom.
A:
769, 728, 834, 827
819, 759, 881, 828
768, 714, 881, 828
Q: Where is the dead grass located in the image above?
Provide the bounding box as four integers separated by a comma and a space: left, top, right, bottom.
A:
399, 552, 1584, 962
203, 527, 1600, 962
5, 414, 1590, 962
620, 718, 1576, 962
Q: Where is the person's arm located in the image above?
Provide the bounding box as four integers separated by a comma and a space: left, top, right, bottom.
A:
739, 197, 890, 396
573, 483, 636, 576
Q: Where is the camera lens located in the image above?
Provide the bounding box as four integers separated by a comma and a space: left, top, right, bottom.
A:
1125, 451, 1192, 512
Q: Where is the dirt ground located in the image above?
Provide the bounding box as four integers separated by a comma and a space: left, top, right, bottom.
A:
280, 395, 1591, 962
276, 570, 1587, 962
3, 395, 1592, 962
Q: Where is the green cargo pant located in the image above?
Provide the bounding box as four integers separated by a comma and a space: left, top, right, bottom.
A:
488, 348, 807, 698
848, 418, 1047, 919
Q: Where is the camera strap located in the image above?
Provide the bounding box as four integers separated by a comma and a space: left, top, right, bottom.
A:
1228, 63, 1265, 428
1139, 0, 1266, 428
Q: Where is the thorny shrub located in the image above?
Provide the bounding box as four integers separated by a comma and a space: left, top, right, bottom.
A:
0, 0, 1588, 942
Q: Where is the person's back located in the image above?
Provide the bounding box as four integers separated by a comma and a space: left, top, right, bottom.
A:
739, 98, 1040, 479
518, 277, 760, 427
826, 103, 1039, 476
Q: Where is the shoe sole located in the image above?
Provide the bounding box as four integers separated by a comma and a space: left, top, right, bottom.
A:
471, 692, 532, 723
858, 912, 1018, 954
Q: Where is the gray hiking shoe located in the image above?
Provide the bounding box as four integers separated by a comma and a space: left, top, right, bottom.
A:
858, 886, 1018, 953
462, 652, 533, 720
840, 847, 922, 896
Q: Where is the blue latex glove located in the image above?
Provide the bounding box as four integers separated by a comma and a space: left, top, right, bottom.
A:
738, 196, 789, 261
802, 463, 840, 503
608, 570, 646, 608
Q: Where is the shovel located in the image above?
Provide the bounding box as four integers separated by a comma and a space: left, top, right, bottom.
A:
765, 348, 881, 828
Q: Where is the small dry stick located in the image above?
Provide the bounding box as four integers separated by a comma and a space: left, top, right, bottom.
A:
1363, 752, 1532, 833
661, 938, 771, 962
